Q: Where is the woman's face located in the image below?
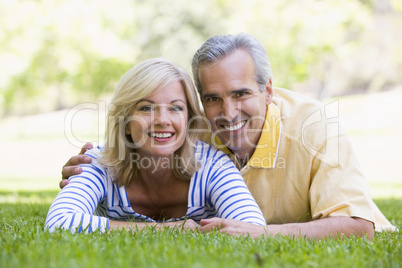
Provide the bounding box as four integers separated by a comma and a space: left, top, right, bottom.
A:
128, 80, 188, 158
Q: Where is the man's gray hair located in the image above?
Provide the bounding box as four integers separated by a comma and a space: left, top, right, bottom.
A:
191, 33, 272, 96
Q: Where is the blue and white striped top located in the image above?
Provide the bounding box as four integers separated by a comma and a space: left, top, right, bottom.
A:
45, 141, 266, 234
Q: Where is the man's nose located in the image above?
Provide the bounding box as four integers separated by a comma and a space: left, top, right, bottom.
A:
221, 99, 238, 121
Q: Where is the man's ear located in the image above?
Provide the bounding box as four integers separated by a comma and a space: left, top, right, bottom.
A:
265, 79, 273, 105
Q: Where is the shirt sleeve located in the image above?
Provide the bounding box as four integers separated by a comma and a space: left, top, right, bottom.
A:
45, 149, 110, 234
307, 122, 376, 224
204, 147, 266, 226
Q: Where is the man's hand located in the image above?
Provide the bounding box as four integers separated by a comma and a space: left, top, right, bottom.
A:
200, 218, 266, 239
60, 142, 94, 189
200, 216, 374, 240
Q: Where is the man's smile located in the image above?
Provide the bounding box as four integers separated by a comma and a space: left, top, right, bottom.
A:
220, 120, 247, 132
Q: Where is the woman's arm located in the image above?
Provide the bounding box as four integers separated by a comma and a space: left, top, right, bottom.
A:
48, 148, 201, 234
205, 149, 266, 225
45, 150, 109, 234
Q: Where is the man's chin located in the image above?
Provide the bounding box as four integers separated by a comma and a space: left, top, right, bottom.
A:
224, 141, 244, 153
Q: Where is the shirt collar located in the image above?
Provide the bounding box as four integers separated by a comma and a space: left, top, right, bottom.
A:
211, 103, 282, 168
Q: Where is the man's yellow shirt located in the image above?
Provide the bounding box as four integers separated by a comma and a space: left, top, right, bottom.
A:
207, 87, 395, 232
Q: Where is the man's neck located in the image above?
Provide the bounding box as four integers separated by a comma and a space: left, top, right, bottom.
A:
232, 151, 253, 169
233, 129, 262, 168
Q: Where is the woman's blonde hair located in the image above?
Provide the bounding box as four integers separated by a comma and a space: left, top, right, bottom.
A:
101, 58, 207, 187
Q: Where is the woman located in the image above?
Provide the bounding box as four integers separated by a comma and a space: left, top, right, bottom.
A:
45, 58, 265, 234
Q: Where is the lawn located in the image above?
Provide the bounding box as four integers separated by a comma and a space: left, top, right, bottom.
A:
1, 89, 401, 267
0, 191, 400, 268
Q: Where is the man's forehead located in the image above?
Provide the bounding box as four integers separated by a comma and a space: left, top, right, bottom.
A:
201, 81, 255, 95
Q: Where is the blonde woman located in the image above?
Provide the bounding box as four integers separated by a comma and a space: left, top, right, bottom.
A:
45, 58, 265, 233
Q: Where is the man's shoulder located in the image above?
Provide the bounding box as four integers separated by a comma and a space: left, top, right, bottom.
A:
272, 87, 338, 143
273, 87, 325, 114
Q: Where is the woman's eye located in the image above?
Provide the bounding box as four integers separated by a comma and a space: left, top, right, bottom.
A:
139, 106, 154, 111
170, 106, 183, 112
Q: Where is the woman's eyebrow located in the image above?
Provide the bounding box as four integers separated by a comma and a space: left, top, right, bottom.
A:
135, 99, 154, 105
135, 99, 186, 105
171, 99, 186, 104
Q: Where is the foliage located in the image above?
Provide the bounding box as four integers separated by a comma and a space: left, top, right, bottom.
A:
0, 191, 401, 268
1, 0, 402, 115
0, 0, 229, 115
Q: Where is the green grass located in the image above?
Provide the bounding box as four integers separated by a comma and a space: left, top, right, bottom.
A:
0, 191, 401, 268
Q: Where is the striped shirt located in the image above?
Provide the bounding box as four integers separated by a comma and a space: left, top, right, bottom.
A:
45, 141, 266, 234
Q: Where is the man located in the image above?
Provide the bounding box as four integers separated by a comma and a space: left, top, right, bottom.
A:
61, 33, 395, 239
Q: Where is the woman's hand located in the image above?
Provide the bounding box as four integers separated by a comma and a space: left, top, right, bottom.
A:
200, 218, 267, 239
109, 219, 200, 232
163, 219, 200, 230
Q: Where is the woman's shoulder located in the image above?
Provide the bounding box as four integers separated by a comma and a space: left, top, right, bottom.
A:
83, 146, 104, 159
72, 146, 112, 186
194, 140, 232, 163
195, 140, 224, 154
191, 141, 240, 185
82, 146, 107, 170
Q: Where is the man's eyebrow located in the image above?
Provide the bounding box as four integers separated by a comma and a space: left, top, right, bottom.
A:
231, 88, 251, 94
202, 88, 252, 99
202, 93, 218, 99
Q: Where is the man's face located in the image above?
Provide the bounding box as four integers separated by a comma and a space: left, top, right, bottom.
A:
198, 49, 273, 159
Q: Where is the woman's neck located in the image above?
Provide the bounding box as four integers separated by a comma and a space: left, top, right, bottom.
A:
126, 153, 190, 221
135, 154, 176, 187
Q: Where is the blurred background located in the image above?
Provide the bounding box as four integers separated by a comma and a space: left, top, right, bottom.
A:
0, 0, 401, 196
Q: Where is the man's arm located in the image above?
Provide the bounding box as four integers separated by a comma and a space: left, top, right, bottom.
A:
200, 216, 374, 240
60, 142, 93, 188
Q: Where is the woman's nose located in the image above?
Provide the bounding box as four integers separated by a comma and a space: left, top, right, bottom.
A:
153, 107, 170, 127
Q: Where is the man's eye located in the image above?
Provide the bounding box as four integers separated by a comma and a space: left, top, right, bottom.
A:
235, 92, 247, 98
206, 97, 219, 102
